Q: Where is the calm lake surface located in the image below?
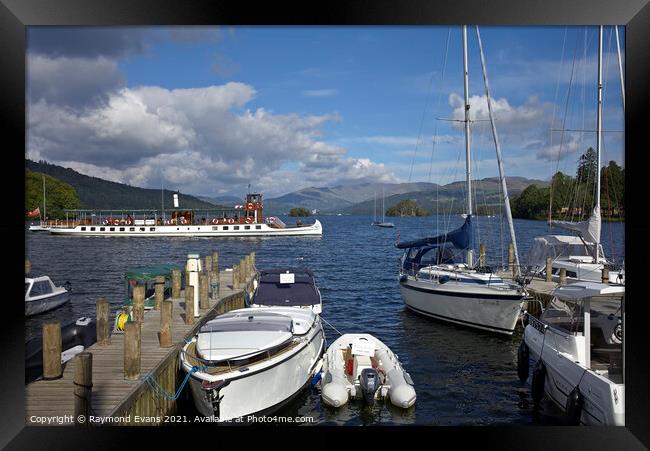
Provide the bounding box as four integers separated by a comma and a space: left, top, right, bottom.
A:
25, 215, 625, 425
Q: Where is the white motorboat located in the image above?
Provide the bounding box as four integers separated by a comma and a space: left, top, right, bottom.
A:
527, 26, 625, 285
47, 192, 322, 237
180, 306, 325, 420
397, 25, 526, 335
249, 268, 323, 314
519, 281, 624, 425
320, 333, 416, 409
25, 275, 71, 316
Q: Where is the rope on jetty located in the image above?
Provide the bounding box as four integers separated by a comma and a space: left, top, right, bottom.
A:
143, 365, 205, 401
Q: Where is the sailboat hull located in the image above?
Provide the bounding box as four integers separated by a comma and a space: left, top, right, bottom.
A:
399, 276, 525, 335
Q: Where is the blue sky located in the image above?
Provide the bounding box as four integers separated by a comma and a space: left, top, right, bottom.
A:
26, 26, 625, 197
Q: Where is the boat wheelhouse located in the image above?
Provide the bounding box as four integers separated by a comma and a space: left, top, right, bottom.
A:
46, 192, 322, 237
249, 268, 323, 314
521, 281, 624, 425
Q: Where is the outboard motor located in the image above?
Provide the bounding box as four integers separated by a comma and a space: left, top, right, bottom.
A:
359, 368, 380, 405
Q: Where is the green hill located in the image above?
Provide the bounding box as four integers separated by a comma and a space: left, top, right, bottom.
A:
26, 160, 218, 210
25, 170, 80, 219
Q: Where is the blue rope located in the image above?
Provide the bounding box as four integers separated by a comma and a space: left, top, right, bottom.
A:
144, 365, 205, 401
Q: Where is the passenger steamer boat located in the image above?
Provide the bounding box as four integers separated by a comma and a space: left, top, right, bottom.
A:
44, 193, 322, 237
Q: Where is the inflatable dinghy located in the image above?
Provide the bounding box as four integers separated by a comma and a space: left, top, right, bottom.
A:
320, 333, 416, 409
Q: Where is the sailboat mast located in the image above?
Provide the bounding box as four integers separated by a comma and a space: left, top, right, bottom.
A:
475, 26, 520, 276
614, 26, 625, 111
462, 25, 473, 267
382, 188, 385, 222
42, 175, 46, 220
594, 25, 603, 262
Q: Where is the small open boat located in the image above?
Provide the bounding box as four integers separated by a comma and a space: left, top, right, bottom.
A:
180, 306, 325, 420
25, 275, 71, 316
320, 333, 416, 409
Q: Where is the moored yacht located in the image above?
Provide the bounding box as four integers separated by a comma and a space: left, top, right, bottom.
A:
180, 306, 325, 420
397, 25, 527, 335
519, 281, 624, 425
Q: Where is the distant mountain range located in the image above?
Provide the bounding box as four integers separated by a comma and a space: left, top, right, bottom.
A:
26, 159, 548, 215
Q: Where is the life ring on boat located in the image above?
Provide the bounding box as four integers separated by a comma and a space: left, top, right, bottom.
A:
180, 217, 187, 225
125, 219, 133, 225
103, 219, 110, 225
113, 219, 120, 225
246, 202, 255, 210
228, 218, 235, 224
531, 360, 546, 407
211, 218, 219, 225
245, 216, 253, 224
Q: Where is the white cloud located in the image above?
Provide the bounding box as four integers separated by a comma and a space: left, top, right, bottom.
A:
27, 81, 395, 197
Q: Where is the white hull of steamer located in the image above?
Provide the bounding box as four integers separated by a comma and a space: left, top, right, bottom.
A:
399, 268, 526, 335
181, 307, 325, 420
524, 320, 624, 425
48, 220, 322, 237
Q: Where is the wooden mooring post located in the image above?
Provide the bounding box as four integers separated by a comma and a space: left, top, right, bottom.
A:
133, 284, 145, 324
154, 275, 165, 310
25, 259, 31, 274
199, 273, 209, 310
212, 251, 219, 274
559, 268, 567, 286
171, 269, 181, 298
73, 352, 92, 424
96, 298, 110, 346
185, 285, 195, 325
479, 243, 486, 267
545, 256, 553, 282
602, 267, 609, 284
124, 321, 141, 381
43, 321, 62, 379
159, 300, 173, 348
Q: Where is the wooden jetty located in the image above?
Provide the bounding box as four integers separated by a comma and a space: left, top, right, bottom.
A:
25, 251, 257, 426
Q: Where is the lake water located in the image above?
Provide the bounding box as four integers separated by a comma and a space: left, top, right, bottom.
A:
24, 215, 625, 425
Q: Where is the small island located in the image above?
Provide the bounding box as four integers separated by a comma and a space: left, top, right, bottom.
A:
288, 207, 312, 217
385, 199, 430, 217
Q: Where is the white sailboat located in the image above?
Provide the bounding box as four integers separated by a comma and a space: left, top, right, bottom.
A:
371, 191, 381, 226
376, 188, 395, 228
397, 25, 526, 335
527, 26, 624, 285
28, 176, 50, 232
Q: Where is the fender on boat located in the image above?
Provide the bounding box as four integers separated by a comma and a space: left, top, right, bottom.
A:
531, 359, 546, 407
375, 348, 416, 408
517, 340, 529, 383
321, 355, 349, 407
565, 386, 584, 425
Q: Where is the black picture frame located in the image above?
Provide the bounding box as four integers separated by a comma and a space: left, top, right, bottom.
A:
2, 0, 648, 448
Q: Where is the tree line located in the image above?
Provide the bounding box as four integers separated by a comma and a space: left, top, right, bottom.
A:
26, 170, 81, 219
511, 148, 624, 220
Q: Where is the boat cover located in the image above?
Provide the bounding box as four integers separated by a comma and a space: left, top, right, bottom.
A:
396, 215, 474, 250
549, 205, 601, 245
253, 268, 320, 307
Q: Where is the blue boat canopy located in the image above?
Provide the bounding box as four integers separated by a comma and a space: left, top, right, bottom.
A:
397, 216, 474, 270
396, 215, 474, 250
